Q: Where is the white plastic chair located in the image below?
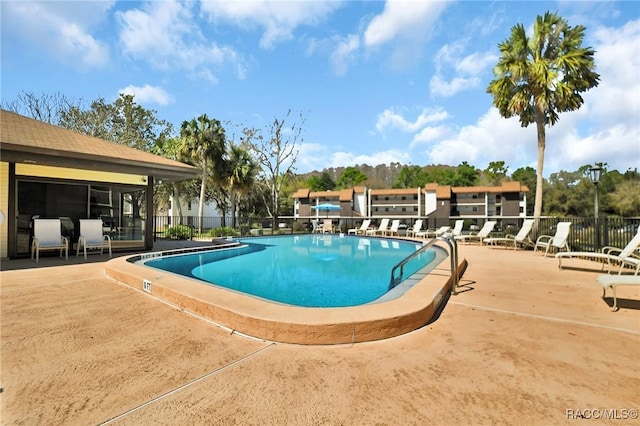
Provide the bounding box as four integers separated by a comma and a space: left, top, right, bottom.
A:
454, 221, 497, 245
348, 219, 371, 235
534, 222, 572, 256
31, 218, 68, 262
77, 219, 112, 259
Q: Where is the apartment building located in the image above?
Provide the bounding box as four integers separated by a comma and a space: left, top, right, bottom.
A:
293, 181, 528, 226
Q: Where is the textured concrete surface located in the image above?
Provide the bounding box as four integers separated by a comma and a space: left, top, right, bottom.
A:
1, 243, 638, 425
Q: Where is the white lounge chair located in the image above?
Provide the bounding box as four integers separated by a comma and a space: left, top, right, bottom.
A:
77, 219, 112, 259
484, 219, 535, 250
348, 219, 371, 235
416, 225, 450, 239
454, 221, 497, 245
31, 218, 69, 263
534, 222, 572, 256
557, 227, 640, 274
406, 219, 424, 237
366, 218, 389, 236
321, 219, 334, 234
311, 220, 322, 233
596, 274, 640, 311
451, 219, 464, 237
386, 220, 401, 236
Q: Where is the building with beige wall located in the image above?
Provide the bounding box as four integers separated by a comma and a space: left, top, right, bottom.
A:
293, 181, 528, 229
0, 110, 198, 259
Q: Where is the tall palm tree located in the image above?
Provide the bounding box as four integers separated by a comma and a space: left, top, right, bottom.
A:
487, 11, 599, 221
226, 144, 258, 228
179, 115, 226, 233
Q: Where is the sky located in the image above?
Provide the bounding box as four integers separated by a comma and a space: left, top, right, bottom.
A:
2, 0, 639, 177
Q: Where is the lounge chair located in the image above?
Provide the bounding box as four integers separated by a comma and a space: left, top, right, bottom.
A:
416, 225, 450, 239
31, 218, 69, 262
534, 222, 572, 256
386, 220, 401, 236
596, 274, 640, 311
484, 219, 535, 250
406, 219, 424, 237
321, 219, 334, 234
311, 220, 322, 233
348, 219, 371, 235
366, 218, 389, 236
454, 221, 497, 245
77, 219, 112, 259
451, 219, 464, 237
557, 227, 640, 274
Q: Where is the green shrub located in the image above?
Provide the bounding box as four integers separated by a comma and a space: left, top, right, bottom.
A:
208, 227, 240, 237
167, 224, 192, 240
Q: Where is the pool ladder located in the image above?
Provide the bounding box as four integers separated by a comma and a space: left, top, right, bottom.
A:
389, 233, 459, 294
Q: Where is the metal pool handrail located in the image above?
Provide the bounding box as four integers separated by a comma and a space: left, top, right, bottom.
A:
389, 234, 459, 293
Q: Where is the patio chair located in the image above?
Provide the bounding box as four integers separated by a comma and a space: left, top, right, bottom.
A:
386, 219, 401, 236
454, 221, 497, 245
311, 220, 322, 234
348, 219, 371, 235
596, 274, 640, 311
451, 219, 464, 236
321, 219, 334, 234
406, 219, 424, 237
416, 225, 450, 239
366, 218, 390, 236
557, 227, 640, 274
534, 222, 572, 256
484, 219, 535, 250
31, 218, 69, 263
77, 219, 112, 259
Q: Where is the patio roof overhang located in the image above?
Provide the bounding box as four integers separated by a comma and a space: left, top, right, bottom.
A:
0, 143, 199, 181
0, 109, 199, 182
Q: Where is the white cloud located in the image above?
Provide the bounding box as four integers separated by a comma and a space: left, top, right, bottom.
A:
2, 1, 112, 69
376, 107, 449, 133
429, 41, 496, 97
117, 1, 246, 80
200, 0, 342, 49
330, 34, 360, 76
363, 0, 448, 47
429, 75, 481, 98
118, 84, 173, 106
587, 18, 640, 124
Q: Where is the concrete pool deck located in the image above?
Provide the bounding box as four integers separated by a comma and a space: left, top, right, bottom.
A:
1, 242, 638, 424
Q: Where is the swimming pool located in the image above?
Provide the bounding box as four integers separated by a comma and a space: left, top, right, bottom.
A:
142, 235, 442, 307
106, 235, 463, 344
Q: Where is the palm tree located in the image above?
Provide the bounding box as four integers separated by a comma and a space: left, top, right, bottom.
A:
226, 144, 258, 228
179, 115, 226, 233
486, 11, 600, 222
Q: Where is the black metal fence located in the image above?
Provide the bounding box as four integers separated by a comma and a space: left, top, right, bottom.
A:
152, 215, 640, 251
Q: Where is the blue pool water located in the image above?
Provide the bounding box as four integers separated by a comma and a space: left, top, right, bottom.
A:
143, 234, 440, 308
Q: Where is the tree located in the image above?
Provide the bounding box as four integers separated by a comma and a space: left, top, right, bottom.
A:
225, 143, 258, 227
483, 161, 509, 186
486, 11, 600, 222
393, 165, 427, 189
336, 167, 368, 189
243, 110, 306, 228
444, 162, 479, 187
307, 172, 335, 191
179, 115, 227, 232
59, 93, 173, 151
2, 90, 83, 124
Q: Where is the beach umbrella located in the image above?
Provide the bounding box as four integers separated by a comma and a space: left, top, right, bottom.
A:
311, 203, 342, 217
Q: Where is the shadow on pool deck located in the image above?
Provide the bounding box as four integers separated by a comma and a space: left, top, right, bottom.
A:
0, 239, 219, 271
1, 242, 638, 424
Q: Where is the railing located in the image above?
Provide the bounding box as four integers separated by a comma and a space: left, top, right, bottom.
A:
389, 233, 459, 294
152, 215, 640, 252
